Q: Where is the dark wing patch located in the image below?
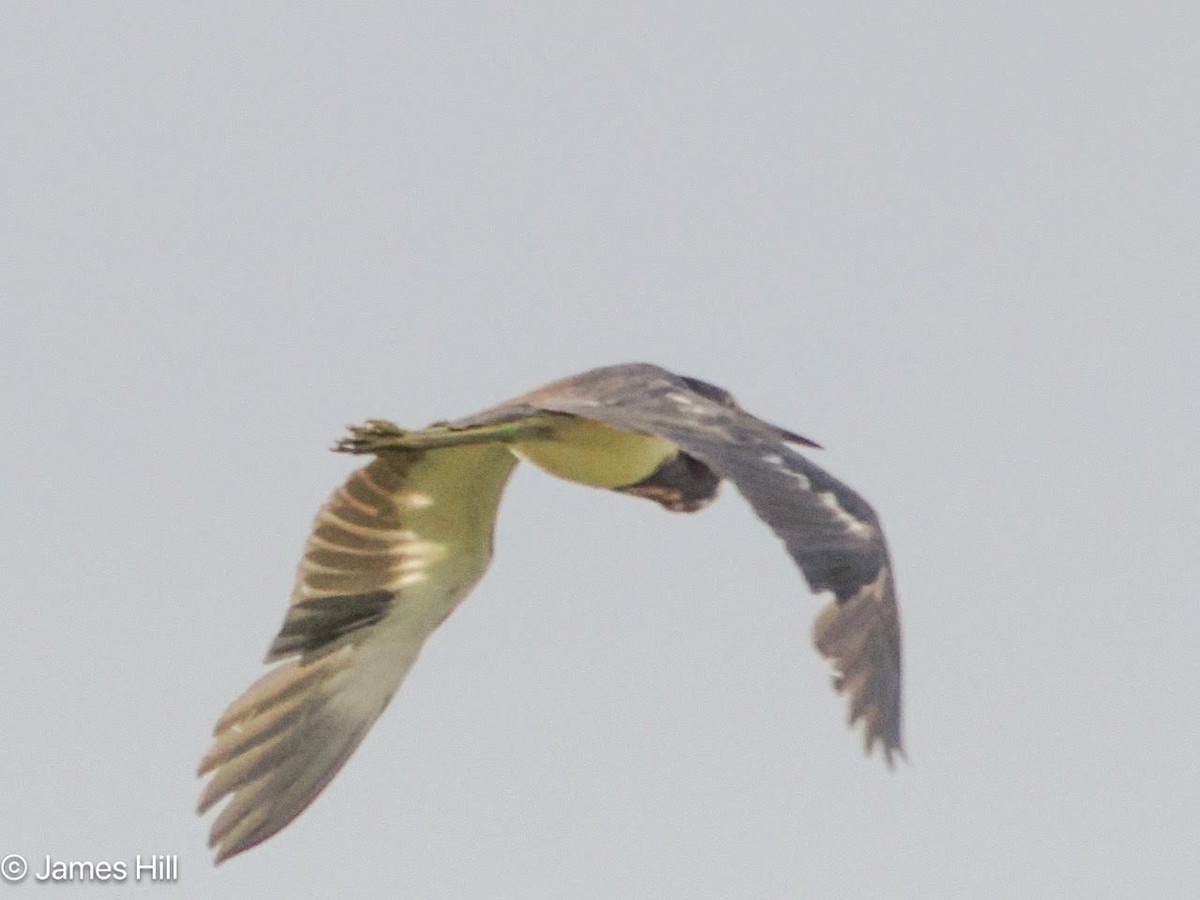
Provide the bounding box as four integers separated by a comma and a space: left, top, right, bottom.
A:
265, 590, 394, 662
488, 364, 903, 762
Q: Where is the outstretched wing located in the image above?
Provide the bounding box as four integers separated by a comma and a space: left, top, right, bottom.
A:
652, 426, 902, 763
488, 364, 903, 762
199, 446, 517, 863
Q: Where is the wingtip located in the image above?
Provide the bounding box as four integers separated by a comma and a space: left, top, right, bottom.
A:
875, 738, 907, 771
210, 843, 234, 867
210, 837, 248, 867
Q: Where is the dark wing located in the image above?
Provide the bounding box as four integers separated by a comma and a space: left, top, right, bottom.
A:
475, 363, 903, 762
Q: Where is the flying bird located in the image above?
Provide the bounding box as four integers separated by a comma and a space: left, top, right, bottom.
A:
198, 363, 903, 863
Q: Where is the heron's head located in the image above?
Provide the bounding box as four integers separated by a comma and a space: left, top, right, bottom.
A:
681, 374, 821, 449
679, 375, 741, 409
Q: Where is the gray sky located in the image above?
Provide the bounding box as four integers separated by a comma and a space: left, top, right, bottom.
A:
2, 4, 1195, 897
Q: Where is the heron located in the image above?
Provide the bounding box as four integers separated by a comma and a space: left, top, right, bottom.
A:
197, 363, 903, 863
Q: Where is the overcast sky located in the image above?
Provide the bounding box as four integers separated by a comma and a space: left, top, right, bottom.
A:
2, 4, 1196, 897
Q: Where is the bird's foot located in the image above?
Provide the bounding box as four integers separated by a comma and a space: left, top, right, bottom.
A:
334, 420, 410, 454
